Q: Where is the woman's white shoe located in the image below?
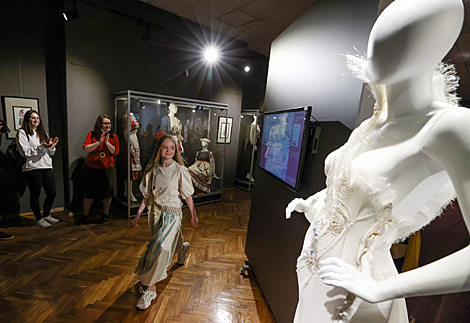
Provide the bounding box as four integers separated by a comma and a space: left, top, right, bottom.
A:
43, 215, 59, 224
36, 219, 51, 228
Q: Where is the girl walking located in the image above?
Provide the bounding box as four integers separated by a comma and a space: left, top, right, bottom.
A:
132, 134, 198, 310
17, 110, 59, 228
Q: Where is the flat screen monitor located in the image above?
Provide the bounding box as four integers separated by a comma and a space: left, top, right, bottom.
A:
258, 106, 311, 191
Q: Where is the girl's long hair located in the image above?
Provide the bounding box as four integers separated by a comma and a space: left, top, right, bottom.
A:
21, 110, 50, 142
144, 135, 185, 175
93, 114, 113, 140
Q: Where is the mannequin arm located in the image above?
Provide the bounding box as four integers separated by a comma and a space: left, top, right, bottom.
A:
318, 108, 470, 302
318, 242, 470, 303
286, 189, 326, 222
318, 254, 404, 303
397, 107, 470, 296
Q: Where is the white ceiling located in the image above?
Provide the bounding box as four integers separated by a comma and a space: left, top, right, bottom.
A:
141, 0, 470, 100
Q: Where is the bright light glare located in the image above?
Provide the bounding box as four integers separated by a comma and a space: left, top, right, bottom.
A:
244, 65, 251, 72
204, 47, 219, 63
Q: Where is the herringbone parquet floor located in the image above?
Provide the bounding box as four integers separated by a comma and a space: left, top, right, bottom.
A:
0, 188, 275, 323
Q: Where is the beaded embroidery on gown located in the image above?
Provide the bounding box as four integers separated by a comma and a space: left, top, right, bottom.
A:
292, 56, 459, 323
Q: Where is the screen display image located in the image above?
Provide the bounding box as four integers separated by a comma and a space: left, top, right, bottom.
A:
258, 108, 309, 190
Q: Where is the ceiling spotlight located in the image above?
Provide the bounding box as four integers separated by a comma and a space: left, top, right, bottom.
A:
204, 47, 219, 63
244, 65, 251, 73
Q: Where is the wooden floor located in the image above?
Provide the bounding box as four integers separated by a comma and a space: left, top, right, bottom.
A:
0, 188, 275, 323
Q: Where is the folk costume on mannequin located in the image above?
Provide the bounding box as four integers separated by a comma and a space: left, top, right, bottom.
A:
123, 112, 142, 202
247, 115, 260, 181
188, 138, 216, 194
285, 0, 470, 322
160, 103, 184, 153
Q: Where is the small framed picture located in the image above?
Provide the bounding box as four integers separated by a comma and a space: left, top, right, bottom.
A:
2, 96, 39, 139
217, 116, 233, 144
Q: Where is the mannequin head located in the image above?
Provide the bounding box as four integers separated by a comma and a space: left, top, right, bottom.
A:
200, 138, 210, 150
366, 0, 463, 85
253, 114, 257, 124
168, 103, 178, 115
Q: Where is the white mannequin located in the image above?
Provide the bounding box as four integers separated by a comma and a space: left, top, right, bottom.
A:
200, 138, 209, 151
286, 0, 470, 322
162, 103, 184, 153
247, 114, 260, 181
249, 114, 260, 146
168, 102, 178, 117
188, 138, 217, 193
123, 111, 141, 202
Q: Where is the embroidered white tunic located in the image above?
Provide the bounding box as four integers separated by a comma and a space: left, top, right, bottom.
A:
293, 57, 458, 323
135, 162, 194, 286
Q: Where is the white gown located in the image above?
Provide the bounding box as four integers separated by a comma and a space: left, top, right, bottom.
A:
293, 56, 458, 323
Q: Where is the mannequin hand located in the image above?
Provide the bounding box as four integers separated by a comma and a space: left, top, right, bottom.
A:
132, 214, 140, 227
317, 255, 402, 303
286, 198, 306, 219
191, 215, 198, 228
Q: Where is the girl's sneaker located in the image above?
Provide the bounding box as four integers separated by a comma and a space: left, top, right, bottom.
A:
136, 286, 157, 310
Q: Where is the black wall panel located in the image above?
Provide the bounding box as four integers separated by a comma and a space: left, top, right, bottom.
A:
246, 121, 351, 323
245, 0, 379, 321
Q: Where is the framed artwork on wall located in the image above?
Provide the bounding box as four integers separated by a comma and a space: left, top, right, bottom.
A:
1, 96, 39, 139
217, 116, 233, 144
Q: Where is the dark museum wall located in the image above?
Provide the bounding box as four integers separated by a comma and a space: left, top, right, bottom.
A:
245, 0, 380, 322
0, 0, 268, 216
64, 0, 258, 194
241, 50, 269, 112
0, 0, 66, 217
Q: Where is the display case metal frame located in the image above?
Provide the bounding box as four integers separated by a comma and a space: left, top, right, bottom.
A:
115, 90, 229, 219
234, 110, 262, 191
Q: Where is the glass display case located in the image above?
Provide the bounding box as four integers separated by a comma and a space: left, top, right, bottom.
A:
115, 90, 228, 218
234, 110, 262, 191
